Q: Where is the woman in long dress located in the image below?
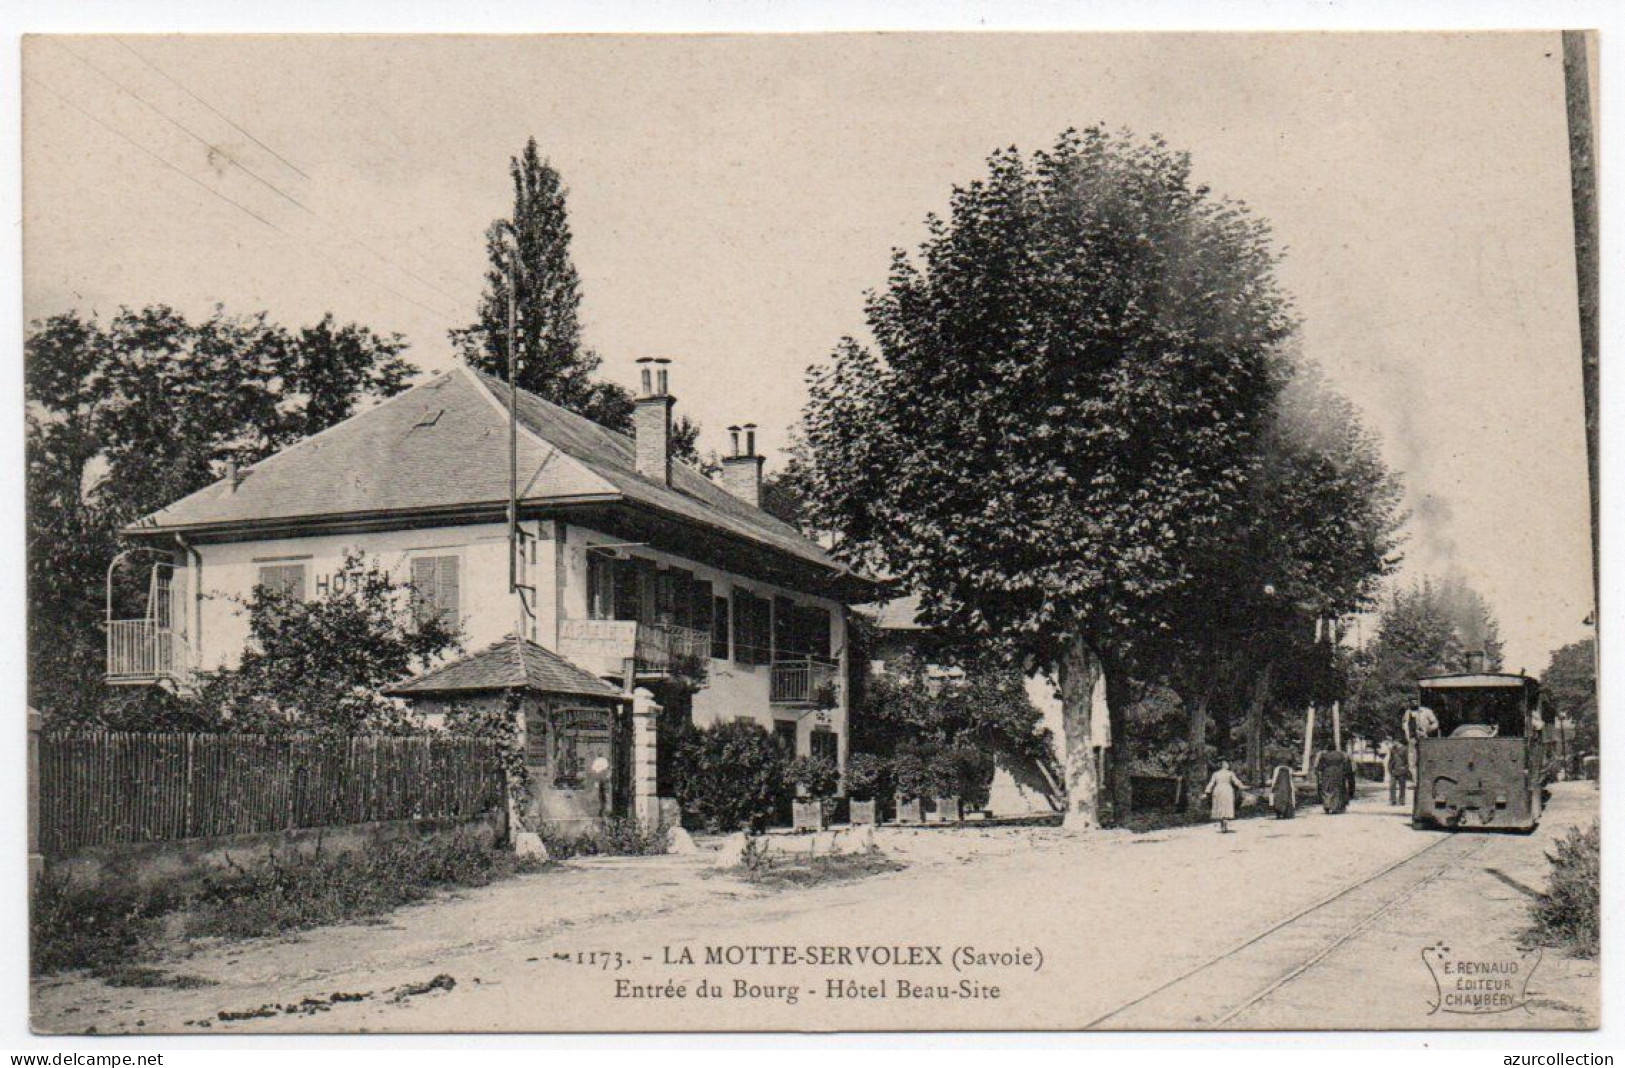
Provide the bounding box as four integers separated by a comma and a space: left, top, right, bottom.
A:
1270, 764, 1297, 819
1204, 760, 1248, 833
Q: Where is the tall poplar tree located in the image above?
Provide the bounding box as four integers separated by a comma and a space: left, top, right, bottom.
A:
452, 137, 706, 453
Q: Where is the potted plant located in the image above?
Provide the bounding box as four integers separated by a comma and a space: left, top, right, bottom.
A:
891, 748, 929, 823
927, 747, 962, 822
788, 754, 840, 832
845, 753, 887, 825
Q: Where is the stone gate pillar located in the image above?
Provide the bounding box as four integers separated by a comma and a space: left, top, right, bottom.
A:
631, 688, 662, 828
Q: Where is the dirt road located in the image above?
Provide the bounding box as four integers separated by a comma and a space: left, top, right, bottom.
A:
34, 782, 1598, 1034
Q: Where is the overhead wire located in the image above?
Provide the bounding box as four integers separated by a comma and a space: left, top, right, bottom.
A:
49, 38, 467, 318
27, 72, 460, 321
113, 36, 311, 182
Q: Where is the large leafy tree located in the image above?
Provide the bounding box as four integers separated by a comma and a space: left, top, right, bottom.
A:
451, 137, 706, 460
1146, 362, 1403, 803
25, 306, 415, 724
801, 128, 1294, 828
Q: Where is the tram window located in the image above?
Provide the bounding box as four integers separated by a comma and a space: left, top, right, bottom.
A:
1425, 688, 1525, 738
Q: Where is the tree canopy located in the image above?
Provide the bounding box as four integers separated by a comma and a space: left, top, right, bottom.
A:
25, 306, 416, 723
799, 127, 1296, 827
1541, 637, 1597, 758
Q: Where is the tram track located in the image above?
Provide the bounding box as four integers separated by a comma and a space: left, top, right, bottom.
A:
1082, 830, 1486, 1030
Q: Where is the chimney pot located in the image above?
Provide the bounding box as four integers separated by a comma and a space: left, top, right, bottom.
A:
721, 422, 764, 507
633, 360, 675, 485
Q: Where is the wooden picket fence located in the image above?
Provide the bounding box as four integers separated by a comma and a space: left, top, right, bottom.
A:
38, 732, 506, 857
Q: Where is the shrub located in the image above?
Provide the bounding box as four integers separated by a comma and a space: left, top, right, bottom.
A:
1528, 820, 1600, 958
788, 754, 841, 800
539, 818, 671, 860
845, 753, 888, 801
673, 721, 789, 832
30, 870, 173, 976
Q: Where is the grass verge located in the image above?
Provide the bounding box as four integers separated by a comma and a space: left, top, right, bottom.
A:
734, 850, 905, 890
31, 834, 545, 981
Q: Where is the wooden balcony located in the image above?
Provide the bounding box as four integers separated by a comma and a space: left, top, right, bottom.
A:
770, 657, 839, 706
558, 619, 710, 683
106, 619, 192, 686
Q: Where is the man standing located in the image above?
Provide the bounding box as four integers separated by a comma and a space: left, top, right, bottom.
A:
1387, 739, 1411, 807
1401, 694, 1440, 781
1402, 694, 1441, 744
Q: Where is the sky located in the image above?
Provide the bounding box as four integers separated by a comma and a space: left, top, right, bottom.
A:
21, 32, 1594, 674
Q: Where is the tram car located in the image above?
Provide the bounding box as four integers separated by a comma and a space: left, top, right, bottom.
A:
1413, 672, 1545, 832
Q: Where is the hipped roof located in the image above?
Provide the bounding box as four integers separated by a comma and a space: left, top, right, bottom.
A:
384, 634, 625, 700
128, 365, 870, 598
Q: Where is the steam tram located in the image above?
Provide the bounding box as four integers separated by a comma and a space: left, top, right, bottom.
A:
1413, 672, 1545, 832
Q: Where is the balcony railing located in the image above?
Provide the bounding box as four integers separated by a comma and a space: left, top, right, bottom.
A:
770, 657, 839, 706
106, 620, 192, 685
558, 619, 710, 682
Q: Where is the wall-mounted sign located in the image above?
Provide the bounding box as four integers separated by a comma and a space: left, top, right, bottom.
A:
314, 567, 390, 597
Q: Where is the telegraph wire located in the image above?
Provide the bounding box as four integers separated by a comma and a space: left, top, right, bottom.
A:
42, 41, 483, 324
113, 37, 311, 181
28, 74, 457, 322
107, 37, 468, 309
50, 38, 314, 216
26, 74, 281, 233
50, 38, 465, 318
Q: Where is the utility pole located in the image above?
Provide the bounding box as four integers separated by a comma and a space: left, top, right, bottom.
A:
502, 228, 530, 640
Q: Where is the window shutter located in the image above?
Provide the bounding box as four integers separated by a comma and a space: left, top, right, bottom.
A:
712, 595, 729, 660
436, 556, 460, 628
411, 557, 437, 626
733, 595, 749, 666
258, 563, 308, 601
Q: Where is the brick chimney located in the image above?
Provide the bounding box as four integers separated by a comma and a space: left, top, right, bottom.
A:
633, 358, 674, 485
721, 423, 764, 508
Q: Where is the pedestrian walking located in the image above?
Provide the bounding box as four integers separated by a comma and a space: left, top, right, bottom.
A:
1204, 759, 1248, 833
1387, 740, 1410, 807
1315, 747, 1355, 814
1269, 764, 1297, 819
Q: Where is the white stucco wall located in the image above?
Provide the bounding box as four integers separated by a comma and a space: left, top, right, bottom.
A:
173, 518, 848, 763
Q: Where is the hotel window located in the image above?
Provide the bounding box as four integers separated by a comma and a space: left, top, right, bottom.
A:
411, 555, 461, 631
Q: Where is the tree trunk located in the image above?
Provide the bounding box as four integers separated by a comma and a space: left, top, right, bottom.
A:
1245, 662, 1274, 785
1105, 660, 1133, 822
1186, 692, 1211, 814
1058, 635, 1103, 832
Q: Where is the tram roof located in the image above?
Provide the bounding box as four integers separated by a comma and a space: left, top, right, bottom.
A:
1418, 672, 1536, 690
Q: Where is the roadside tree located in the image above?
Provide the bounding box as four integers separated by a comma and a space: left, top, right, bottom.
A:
800, 127, 1294, 828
